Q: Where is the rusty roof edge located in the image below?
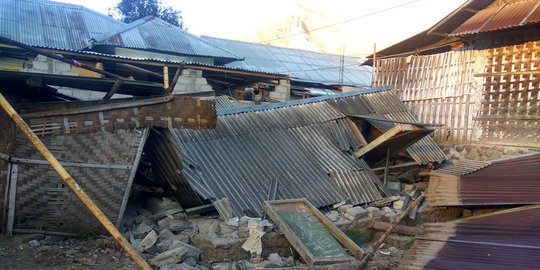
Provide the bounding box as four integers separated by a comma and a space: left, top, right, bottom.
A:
217, 86, 393, 116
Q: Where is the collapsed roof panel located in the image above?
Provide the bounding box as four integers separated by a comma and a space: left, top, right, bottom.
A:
327, 90, 447, 164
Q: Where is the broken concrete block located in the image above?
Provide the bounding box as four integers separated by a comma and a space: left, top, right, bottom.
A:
345, 207, 368, 220
382, 206, 393, 213
169, 219, 191, 233
132, 222, 153, 236
267, 253, 284, 268
212, 262, 238, 270
219, 223, 237, 235
145, 196, 183, 214
366, 207, 379, 213
337, 204, 353, 213
150, 246, 189, 267
196, 220, 221, 235
325, 211, 340, 222
161, 263, 199, 270
169, 240, 202, 259
140, 230, 158, 251
393, 200, 404, 210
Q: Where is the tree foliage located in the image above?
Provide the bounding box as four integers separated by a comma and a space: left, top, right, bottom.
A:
112, 0, 185, 29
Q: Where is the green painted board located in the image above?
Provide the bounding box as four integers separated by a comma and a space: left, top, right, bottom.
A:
263, 199, 360, 266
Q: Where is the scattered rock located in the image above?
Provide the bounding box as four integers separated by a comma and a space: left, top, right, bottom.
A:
266, 253, 284, 268
337, 204, 353, 213
79, 258, 96, 266
140, 230, 158, 251
392, 200, 404, 210
28, 240, 40, 247
382, 206, 392, 213
151, 246, 191, 267
325, 211, 340, 222
196, 220, 221, 236
366, 207, 379, 213
345, 207, 368, 221
132, 222, 153, 236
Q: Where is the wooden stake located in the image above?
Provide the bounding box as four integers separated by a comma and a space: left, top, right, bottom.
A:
358, 192, 425, 269
103, 79, 123, 99
0, 94, 151, 270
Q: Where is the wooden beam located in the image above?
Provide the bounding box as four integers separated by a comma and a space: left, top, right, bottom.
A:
167, 64, 184, 94
0, 94, 151, 270
163, 66, 169, 89
21, 95, 174, 119
371, 221, 422, 236
359, 193, 425, 269
353, 124, 406, 158
102, 79, 124, 99
6, 164, 18, 236
0, 37, 127, 80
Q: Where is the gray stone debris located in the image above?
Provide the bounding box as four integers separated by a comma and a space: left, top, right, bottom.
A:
266, 253, 284, 268
392, 200, 405, 210
344, 206, 368, 221
337, 204, 353, 213
140, 230, 158, 251
325, 210, 340, 222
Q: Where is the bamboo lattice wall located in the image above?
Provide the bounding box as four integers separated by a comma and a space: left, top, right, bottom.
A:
374, 42, 539, 146
475, 41, 540, 145
373, 50, 484, 144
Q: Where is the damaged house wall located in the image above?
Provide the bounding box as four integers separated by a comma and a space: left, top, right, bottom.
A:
371, 0, 540, 147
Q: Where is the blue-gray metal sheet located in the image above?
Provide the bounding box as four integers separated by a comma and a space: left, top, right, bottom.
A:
202, 36, 372, 87
0, 0, 124, 50
93, 16, 239, 61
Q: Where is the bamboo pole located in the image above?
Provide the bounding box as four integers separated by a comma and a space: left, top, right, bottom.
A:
0, 94, 152, 270
358, 192, 425, 269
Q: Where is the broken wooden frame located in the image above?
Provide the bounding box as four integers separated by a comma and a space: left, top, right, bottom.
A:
18, 94, 216, 136
353, 124, 433, 165
263, 199, 363, 266
0, 93, 151, 269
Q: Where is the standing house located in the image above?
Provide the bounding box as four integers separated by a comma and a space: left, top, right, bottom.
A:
368, 0, 540, 147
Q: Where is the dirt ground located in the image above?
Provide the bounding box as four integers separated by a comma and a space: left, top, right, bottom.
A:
0, 234, 136, 270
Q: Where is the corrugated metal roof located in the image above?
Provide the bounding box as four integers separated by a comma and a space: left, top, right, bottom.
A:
435, 159, 491, 176
214, 96, 257, 110
400, 206, 540, 270
92, 16, 240, 61
202, 36, 372, 87
429, 152, 540, 206
451, 0, 540, 36
0, 0, 124, 50
326, 91, 447, 164
164, 89, 424, 216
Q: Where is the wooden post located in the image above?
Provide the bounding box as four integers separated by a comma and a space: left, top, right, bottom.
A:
358, 193, 425, 270
371, 43, 376, 87
163, 65, 170, 89
102, 79, 123, 99
167, 64, 184, 94
0, 94, 152, 270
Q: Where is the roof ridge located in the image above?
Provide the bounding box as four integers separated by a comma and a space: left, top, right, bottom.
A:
92, 16, 241, 60
217, 86, 392, 116
30, 0, 124, 25
202, 35, 365, 59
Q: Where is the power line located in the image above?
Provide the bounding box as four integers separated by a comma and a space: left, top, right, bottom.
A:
259, 0, 423, 44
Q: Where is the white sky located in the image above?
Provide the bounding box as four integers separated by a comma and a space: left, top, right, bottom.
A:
54, 0, 467, 56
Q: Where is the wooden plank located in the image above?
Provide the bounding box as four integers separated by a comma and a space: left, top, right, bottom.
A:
0, 94, 151, 270
6, 163, 17, 236
167, 64, 184, 94
116, 128, 149, 228
163, 66, 169, 89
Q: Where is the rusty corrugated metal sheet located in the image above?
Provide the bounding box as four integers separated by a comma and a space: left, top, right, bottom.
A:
429, 152, 540, 206
435, 159, 491, 176
0, 0, 124, 50
451, 0, 540, 36
400, 206, 540, 270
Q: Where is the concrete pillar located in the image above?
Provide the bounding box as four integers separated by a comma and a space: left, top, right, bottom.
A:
172, 68, 213, 93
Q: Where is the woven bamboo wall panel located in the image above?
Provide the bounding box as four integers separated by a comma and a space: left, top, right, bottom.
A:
373, 51, 483, 143
19, 95, 216, 136
0, 107, 16, 231
476, 41, 540, 145
11, 130, 142, 233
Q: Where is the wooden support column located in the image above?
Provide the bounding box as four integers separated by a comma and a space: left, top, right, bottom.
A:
167, 64, 184, 94
102, 79, 123, 99
163, 66, 170, 89
0, 94, 151, 270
